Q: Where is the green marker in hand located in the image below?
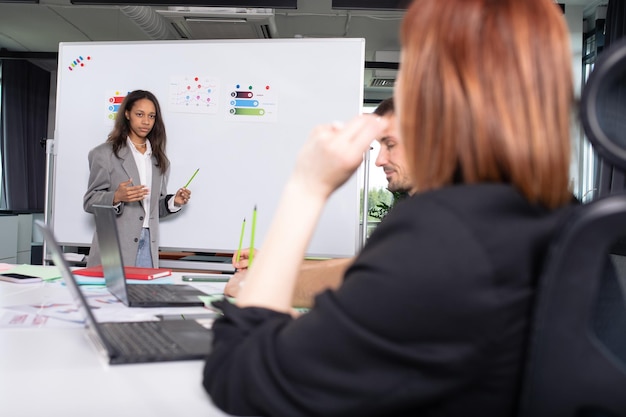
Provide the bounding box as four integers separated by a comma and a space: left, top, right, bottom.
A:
184, 168, 199, 188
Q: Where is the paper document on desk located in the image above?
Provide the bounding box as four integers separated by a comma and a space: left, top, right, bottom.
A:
0, 290, 86, 327
0, 307, 81, 328
1, 264, 61, 281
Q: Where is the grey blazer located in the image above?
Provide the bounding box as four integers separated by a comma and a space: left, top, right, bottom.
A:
83, 142, 177, 268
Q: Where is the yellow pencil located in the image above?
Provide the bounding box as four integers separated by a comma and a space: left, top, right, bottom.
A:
249, 205, 257, 267
235, 218, 246, 264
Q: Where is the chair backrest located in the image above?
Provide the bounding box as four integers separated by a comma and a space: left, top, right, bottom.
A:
518, 35, 626, 417
518, 196, 626, 417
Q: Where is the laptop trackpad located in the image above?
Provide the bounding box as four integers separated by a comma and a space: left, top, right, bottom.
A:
161, 320, 213, 353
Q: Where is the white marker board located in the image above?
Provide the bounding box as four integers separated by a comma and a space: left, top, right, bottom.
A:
51, 39, 365, 257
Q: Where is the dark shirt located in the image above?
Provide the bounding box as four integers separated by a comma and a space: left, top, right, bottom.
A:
203, 183, 576, 417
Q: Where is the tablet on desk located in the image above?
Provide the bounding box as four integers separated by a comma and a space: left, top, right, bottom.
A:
0, 273, 43, 284
182, 274, 232, 283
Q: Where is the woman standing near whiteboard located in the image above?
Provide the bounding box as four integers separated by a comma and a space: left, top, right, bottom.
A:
83, 90, 191, 268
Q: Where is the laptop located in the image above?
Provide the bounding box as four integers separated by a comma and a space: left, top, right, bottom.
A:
92, 204, 206, 307
36, 220, 213, 364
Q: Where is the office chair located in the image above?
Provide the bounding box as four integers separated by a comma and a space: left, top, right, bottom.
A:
517, 38, 626, 417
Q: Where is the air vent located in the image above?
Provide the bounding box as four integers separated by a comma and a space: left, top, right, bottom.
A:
157, 7, 277, 40
370, 78, 395, 88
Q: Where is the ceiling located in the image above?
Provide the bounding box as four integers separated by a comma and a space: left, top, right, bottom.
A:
0, 0, 608, 99
0, 1, 403, 62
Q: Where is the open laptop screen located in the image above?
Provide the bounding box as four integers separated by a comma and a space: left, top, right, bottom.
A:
92, 204, 131, 305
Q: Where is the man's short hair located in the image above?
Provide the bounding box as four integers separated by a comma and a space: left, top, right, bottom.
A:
373, 97, 394, 117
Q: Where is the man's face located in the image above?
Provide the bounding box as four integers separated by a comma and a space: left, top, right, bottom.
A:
375, 114, 412, 193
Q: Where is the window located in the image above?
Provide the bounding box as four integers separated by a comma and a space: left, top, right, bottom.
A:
360, 104, 394, 239
580, 15, 605, 202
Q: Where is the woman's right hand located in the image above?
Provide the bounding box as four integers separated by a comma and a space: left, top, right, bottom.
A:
113, 179, 149, 204
291, 115, 388, 199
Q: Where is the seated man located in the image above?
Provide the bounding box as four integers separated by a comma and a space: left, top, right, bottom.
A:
226, 97, 411, 307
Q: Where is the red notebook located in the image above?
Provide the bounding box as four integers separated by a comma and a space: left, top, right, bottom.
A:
72, 265, 172, 280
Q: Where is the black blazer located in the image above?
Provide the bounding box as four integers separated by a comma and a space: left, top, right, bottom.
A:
203, 183, 576, 417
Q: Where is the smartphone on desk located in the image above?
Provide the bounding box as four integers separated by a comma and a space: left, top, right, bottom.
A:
0, 273, 43, 284
182, 274, 232, 283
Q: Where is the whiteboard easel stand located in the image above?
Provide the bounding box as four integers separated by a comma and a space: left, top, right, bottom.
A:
359, 148, 371, 250
42, 138, 55, 265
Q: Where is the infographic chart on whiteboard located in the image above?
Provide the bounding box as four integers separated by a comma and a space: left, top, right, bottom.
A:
169, 75, 219, 114
226, 82, 277, 122
105, 79, 277, 123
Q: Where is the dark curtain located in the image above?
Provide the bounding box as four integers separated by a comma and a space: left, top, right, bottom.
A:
595, 0, 626, 198
0, 59, 50, 210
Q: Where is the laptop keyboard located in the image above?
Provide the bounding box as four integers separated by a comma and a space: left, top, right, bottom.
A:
101, 321, 185, 356
127, 284, 188, 302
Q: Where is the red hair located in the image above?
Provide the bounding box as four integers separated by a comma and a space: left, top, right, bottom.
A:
397, 0, 573, 208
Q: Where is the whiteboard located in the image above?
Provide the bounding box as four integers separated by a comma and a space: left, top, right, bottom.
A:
51, 39, 365, 258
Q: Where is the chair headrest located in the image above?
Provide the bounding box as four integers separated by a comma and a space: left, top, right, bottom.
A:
581, 37, 626, 170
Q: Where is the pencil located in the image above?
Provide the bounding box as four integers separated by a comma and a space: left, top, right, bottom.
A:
249, 205, 257, 267
184, 168, 200, 188
235, 217, 246, 264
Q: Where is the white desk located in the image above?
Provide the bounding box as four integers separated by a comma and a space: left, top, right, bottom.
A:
0, 272, 233, 417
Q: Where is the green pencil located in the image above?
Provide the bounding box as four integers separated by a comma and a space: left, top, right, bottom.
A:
235, 217, 246, 264
249, 205, 257, 267
184, 168, 199, 188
